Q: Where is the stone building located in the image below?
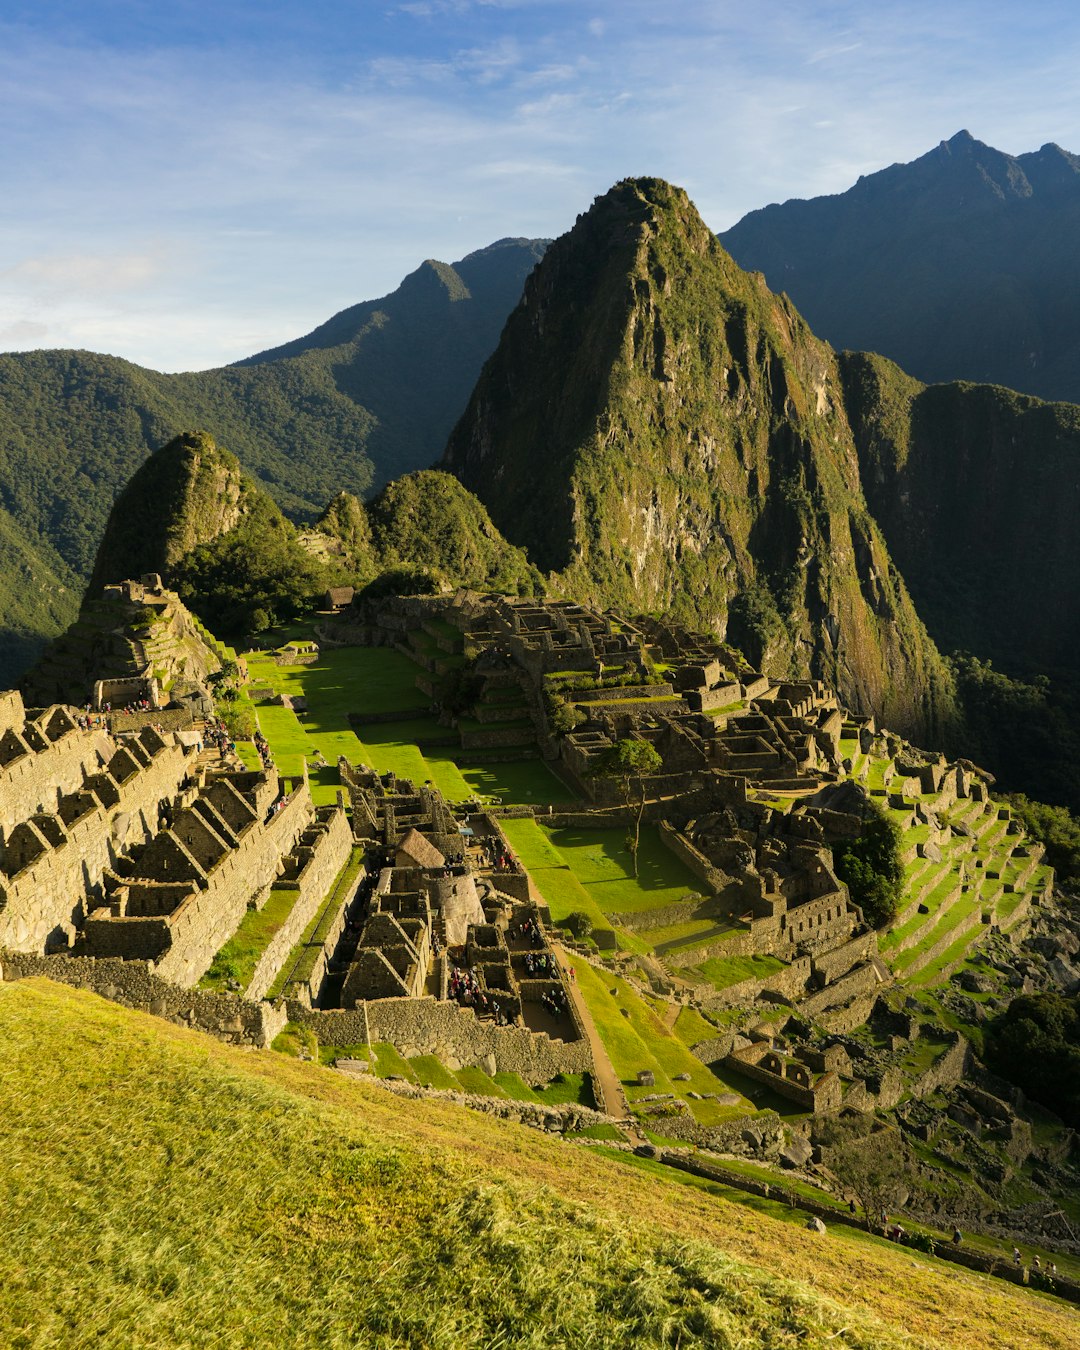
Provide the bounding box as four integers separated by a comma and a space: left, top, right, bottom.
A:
0, 717, 192, 952
80, 769, 313, 987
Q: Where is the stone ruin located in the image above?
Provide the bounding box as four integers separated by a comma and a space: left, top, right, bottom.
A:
335, 761, 585, 1048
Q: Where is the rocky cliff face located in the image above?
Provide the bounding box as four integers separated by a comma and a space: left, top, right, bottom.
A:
90, 431, 254, 588
841, 350, 1080, 677
444, 178, 954, 739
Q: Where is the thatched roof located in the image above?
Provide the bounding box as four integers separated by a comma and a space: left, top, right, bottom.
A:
396, 828, 446, 870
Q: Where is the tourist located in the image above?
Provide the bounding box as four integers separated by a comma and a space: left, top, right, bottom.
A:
951, 1226, 961, 1246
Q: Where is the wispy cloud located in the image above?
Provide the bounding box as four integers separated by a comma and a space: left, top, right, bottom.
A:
1, 2, 1079, 370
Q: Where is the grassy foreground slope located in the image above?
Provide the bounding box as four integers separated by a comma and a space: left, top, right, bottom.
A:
2, 981, 1074, 1349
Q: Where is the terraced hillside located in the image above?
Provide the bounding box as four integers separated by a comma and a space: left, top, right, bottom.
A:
3, 978, 1075, 1350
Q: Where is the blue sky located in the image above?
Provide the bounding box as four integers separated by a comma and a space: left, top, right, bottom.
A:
2, 0, 1079, 371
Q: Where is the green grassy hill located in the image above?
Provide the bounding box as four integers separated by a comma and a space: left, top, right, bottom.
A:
2, 978, 1073, 1349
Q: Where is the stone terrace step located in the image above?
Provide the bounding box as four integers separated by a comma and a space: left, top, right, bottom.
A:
888, 873, 966, 959
896, 896, 986, 977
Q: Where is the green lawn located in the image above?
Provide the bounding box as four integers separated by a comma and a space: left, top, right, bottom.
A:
244, 645, 437, 802
199, 886, 304, 993
408, 1055, 461, 1090
673, 1006, 719, 1047
355, 722, 472, 797
455, 1066, 510, 1097
457, 758, 578, 806
539, 825, 702, 916
678, 954, 786, 991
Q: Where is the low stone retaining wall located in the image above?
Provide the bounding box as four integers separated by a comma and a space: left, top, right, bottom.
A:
656, 1152, 1080, 1304
639, 1109, 786, 1158
289, 994, 593, 1082
361, 1073, 613, 1134
0, 952, 287, 1047
564, 683, 674, 703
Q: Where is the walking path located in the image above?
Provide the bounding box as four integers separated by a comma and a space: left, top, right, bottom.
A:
551, 941, 644, 1142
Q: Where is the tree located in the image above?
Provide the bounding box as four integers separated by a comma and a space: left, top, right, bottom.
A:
591, 738, 662, 877
986, 992, 1080, 1126
834, 796, 904, 927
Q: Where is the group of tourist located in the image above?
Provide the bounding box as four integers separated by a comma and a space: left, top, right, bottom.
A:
204, 718, 237, 760
540, 986, 569, 1020
447, 966, 512, 1024
522, 950, 555, 977
514, 915, 544, 948
475, 835, 517, 872
253, 729, 274, 771
1013, 1247, 1056, 1274
76, 709, 110, 733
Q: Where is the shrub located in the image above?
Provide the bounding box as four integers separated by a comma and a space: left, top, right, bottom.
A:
833, 796, 903, 927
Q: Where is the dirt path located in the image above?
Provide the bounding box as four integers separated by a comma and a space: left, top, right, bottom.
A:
551, 943, 644, 1142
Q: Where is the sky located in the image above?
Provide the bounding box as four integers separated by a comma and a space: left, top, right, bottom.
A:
2, 0, 1079, 372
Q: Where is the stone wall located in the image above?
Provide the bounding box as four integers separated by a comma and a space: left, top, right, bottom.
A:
567, 682, 675, 703
0, 952, 287, 1047
110, 709, 194, 735
369, 1073, 612, 1131
0, 690, 23, 737
0, 709, 107, 837
811, 931, 878, 985
290, 995, 592, 1082
246, 808, 355, 1001
797, 962, 882, 1018
153, 783, 313, 987
657, 822, 726, 893
0, 735, 190, 952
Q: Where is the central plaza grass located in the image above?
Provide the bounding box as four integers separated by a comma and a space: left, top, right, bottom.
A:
245, 644, 578, 807
540, 825, 702, 916
10, 981, 1068, 1350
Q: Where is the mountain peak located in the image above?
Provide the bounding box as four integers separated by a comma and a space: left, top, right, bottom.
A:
444, 178, 952, 737
89, 430, 260, 589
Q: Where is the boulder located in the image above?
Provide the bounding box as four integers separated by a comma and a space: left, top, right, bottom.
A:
805, 1216, 827, 1234
779, 1135, 813, 1169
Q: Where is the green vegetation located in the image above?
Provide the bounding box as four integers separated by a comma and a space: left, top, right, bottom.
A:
361, 471, 543, 596
199, 888, 303, 993
542, 825, 700, 916
952, 655, 1080, 815
680, 954, 786, 991
986, 992, 1080, 1127
9, 981, 1058, 1350
574, 961, 754, 1121
1005, 793, 1080, 884
588, 739, 663, 877
834, 794, 904, 927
